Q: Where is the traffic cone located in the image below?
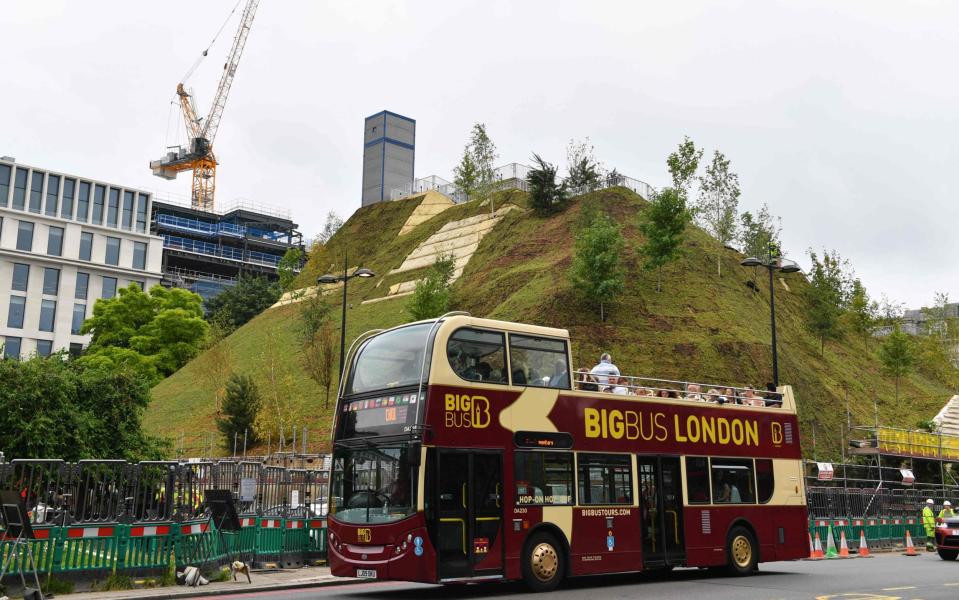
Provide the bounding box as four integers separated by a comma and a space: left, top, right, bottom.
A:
838, 529, 851, 558
857, 530, 872, 557
807, 533, 820, 560
812, 531, 825, 559
903, 530, 918, 556
824, 525, 839, 558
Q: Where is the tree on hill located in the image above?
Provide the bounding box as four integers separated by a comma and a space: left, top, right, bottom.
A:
278, 247, 304, 292
317, 211, 344, 245
569, 211, 625, 321
696, 150, 740, 276
804, 249, 852, 356
527, 154, 568, 216
846, 279, 877, 345
879, 325, 915, 403
666, 136, 703, 198
216, 373, 262, 451
81, 284, 208, 381
455, 124, 498, 211
304, 320, 338, 408
407, 253, 456, 321
640, 187, 691, 292
453, 150, 478, 200
738, 203, 781, 261
205, 274, 282, 331
565, 138, 603, 192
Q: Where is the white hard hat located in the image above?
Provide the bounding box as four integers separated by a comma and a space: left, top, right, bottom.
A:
946, 501, 953, 507
927, 498, 935, 504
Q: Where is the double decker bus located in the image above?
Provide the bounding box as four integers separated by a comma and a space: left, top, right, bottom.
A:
328, 314, 807, 591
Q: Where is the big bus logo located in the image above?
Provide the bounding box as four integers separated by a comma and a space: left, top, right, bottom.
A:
771, 422, 783, 446
357, 528, 372, 543
444, 394, 491, 429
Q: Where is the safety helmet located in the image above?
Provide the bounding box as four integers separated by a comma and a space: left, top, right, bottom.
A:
946, 501, 953, 507
927, 498, 935, 504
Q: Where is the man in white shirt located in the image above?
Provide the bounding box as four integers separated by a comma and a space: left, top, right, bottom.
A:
590, 353, 620, 387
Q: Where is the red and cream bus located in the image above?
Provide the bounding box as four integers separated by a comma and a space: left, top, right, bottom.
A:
327, 314, 807, 591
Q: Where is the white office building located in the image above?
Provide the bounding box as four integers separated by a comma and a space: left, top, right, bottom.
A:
0, 158, 163, 359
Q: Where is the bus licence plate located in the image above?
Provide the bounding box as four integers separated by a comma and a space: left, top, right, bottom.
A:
357, 569, 377, 579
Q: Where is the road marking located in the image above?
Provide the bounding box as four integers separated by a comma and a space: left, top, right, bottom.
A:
944, 582, 959, 586
816, 594, 902, 600
882, 587, 915, 591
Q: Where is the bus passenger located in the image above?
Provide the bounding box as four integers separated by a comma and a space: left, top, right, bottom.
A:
576, 369, 599, 392
741, 388, 765, 407
590, 353, 620, 387
611, 377, 630, 395
684, 383, 706, 401
549, 360, 569, 388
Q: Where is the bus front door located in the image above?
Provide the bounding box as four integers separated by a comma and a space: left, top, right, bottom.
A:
434, 450, 504, 581
637, 456, 686, 568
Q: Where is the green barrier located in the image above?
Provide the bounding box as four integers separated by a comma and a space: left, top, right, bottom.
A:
174, 519, 222, 570
119, 524, 176, 574
253, 517, 284, 568
306, 518, 327, 564
57, 524, 120, 575
0, 526, 59, 577
281, 519, 309, 568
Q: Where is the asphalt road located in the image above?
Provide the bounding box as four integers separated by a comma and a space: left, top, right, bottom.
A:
196, 552, 959, 600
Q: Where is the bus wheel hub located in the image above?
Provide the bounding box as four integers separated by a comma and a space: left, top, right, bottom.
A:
732, 536, 751, 567
531, 543, 558, 581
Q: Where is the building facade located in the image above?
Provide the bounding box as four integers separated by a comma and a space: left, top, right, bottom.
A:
151, 199, 302, 302
361, 110, 415, 206
0, 158, 163, 359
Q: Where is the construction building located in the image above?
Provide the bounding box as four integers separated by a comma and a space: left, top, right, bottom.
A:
361, 110, 415, 206
150, 197, 302, 302
0, 157, 163, 359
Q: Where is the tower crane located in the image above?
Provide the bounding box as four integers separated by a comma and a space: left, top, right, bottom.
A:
150, 0, 260, 211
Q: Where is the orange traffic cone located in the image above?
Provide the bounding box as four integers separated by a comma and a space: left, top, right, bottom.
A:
807, 533, 820, 560
838, 529, 851, 558
903, 530, 918, 556
857, 530, 872, 557
812, 531, 825, 559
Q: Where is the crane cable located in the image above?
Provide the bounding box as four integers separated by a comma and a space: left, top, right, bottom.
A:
180, 0, 243, 84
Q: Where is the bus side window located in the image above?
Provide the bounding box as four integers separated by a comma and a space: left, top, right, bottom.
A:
685, 457, 710, 504
507, 333, 570, 389
756, 459, 774, 503
447, 328, 508, 384
577, 454, 632, 505
711, 458, 755, 504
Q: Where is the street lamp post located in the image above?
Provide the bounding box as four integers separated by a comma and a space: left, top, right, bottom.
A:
317, 252, 375, 384
740, 247, 801, 387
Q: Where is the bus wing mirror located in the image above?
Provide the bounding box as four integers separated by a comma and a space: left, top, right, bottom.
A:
408, 442, 422, 466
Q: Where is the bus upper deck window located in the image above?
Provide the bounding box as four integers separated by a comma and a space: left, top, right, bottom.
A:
508, 334, 570, 389
447, 328, 508, 384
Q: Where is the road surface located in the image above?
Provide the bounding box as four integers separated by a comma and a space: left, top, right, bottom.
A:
195, 552, 959, 599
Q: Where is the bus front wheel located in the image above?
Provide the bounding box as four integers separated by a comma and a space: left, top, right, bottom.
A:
725, 526, 758, 576
938, 548, 958, 561
522, 531, 565, 592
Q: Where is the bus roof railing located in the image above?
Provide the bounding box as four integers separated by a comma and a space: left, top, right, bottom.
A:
571, 372, 783, 407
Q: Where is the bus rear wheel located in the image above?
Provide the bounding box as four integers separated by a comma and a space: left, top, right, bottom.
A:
938, 548, 959, 561
725, 526, 757, 576
522, 532, 565, 592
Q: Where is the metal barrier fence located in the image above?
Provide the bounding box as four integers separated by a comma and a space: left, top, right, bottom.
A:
0, 459, 329, 583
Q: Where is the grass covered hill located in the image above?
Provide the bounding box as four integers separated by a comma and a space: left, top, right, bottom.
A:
147, 188, 951, 458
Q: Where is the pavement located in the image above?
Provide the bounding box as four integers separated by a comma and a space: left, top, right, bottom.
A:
58, 567, 356, 600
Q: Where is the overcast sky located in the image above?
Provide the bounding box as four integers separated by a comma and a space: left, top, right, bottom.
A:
3, 0, 956, 308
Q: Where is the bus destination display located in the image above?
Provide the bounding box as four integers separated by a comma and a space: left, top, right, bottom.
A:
339, 393, 419, 436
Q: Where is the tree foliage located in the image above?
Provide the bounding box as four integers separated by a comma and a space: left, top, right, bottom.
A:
407, 253, 456, 321
304, 320, 338, 408
565, 138, 603, 191
666, 136, 703, 198
454, 123, 498, 203
738, 203, 781, 261
846, 279, 877, 343
278, 247, 304, 292
640, 187, 690, 292
879, 325, 915, 402
697, 150, 740, 275
205, 274, 282, 331
527, 153, 568, 216
804, 249, 853, 355
81, 284, 209, 381
316, 211, 344, 245
0, 355, 168, 460
569, 211, 625, 321
453, 150, 478, 200
216, 373, 262, 451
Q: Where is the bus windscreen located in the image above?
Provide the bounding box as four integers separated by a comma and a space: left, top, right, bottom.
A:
346, 322, 434, 396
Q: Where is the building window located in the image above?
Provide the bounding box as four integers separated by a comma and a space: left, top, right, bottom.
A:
16, 221, 34, 251
75, 272, 89, 300
12, 263, 29, 292
136, 194, 149, 232
132, 241, 147, 270
131, 280, 145, 290
711, 458, 756, 504
69, 342, 83, 358
72, 303, 86, 335
36, 339, 53, 357
45, 174, 60, 216
685, 457, 711, 504
28, 171, 43, 213
61, 178, 76, 219
92, 184, 105, 224
7, 295, 25, 328
12, 168, 27, 210
107, 188, 120, 227
4, 337, 22, 360
514, 451, 574, 505
47, 226, 64, 256
577, 453, 633, 505
0, 163, 10, 207
122, 191, 134, 230
76, 181, 90, 222
105, 236, 120, 266
42, 267, 60, 295
508, 333, 569, 388
79, 232, 93, 261
39, 299, 56, 332
102, 276, 118, 299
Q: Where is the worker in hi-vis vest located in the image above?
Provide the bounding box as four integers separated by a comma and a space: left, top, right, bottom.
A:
923, 499, 937, 551
939, 500, 955, 520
